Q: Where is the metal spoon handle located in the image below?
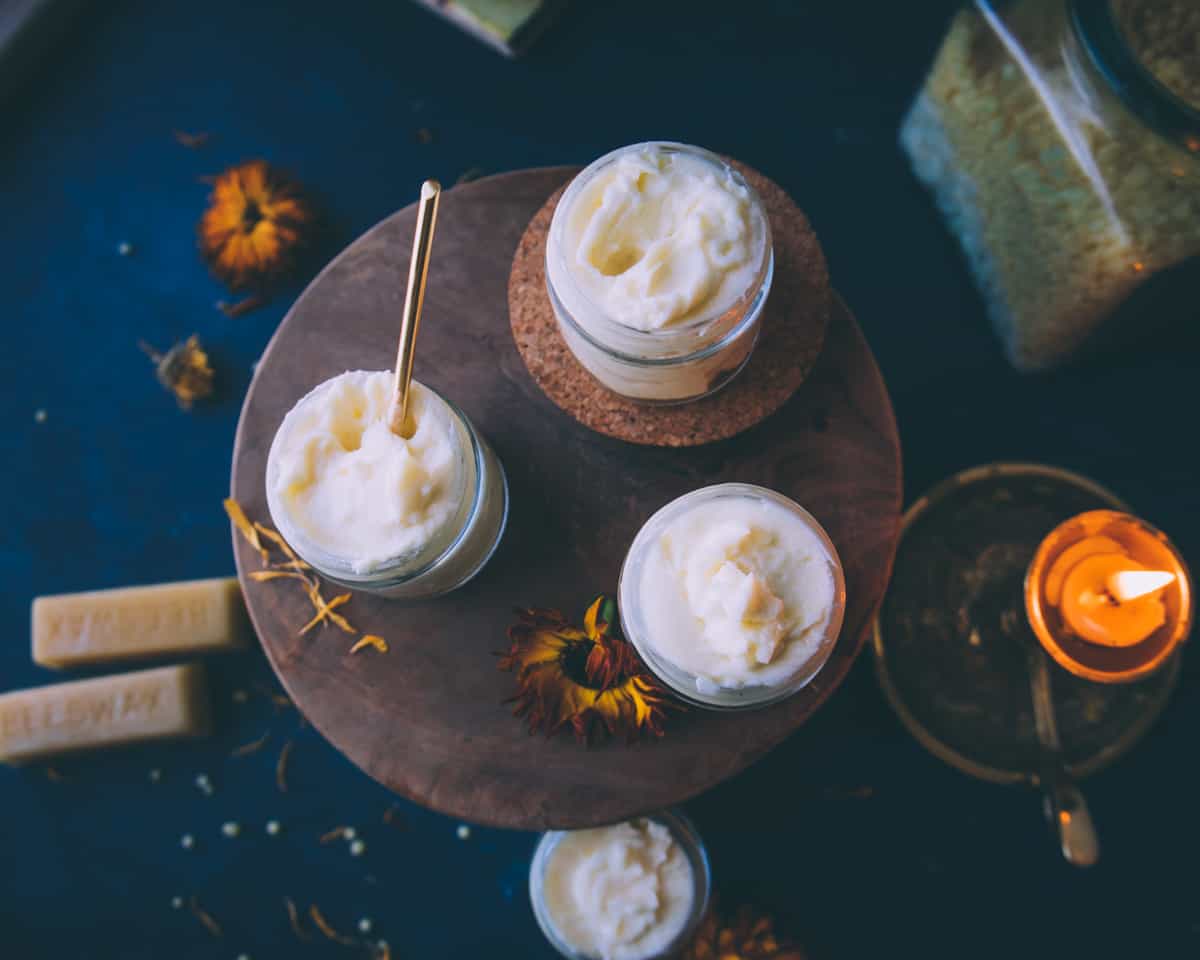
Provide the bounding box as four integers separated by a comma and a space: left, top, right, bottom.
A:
1028, 643, 1101, 867
389, 179, 441, 438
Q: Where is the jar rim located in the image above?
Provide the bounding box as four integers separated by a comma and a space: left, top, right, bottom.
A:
528, 809, 713, 960
617, 482, 847, 710
546, 141, 774, 365
1070, 0, 1200, 149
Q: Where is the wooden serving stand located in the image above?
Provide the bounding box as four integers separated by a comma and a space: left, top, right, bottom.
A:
230, 167, 902, 830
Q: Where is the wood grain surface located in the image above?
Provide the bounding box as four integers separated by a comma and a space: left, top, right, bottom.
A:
230, 166, 902, 831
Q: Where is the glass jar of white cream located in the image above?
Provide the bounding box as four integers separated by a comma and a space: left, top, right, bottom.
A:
265, 371, 508, 600
619, 483, 845, 709
545, 142, 773, 404
529, 810, 711, 960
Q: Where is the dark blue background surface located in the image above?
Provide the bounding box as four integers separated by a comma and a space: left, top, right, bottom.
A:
4, 1, 1199, 957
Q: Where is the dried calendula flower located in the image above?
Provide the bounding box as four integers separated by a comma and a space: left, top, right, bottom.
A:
276, 740, 293, 792
309, 905, 356, 945
216, 293, 266, 318
231, 731, 271, 757
283, 897, 309, 940
682, 906, 806, 960
140, 335, 214, 409
349, 634, 388, 655
189, 896, 223, 938
498, 596, 679, 743
318, 825, 355, 845
224, 498, 268, 563
300, 586, 353, 635
199, 160, 315, 292
225, 498, 388, 649
224, 499, 349, 628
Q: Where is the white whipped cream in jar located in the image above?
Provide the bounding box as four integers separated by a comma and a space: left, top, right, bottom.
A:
530, 811, 710, 960
619, 483, 845, 708
265, 371, 507, 599
545, 142, 773, 404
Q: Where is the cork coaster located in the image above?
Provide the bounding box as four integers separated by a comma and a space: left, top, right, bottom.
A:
508, 161, 831, 447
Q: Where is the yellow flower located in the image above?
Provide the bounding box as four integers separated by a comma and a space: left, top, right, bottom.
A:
199, 160, 315, 292
139, 335, 214, 409
498, 596, 678, 743
682, 906, 806, 960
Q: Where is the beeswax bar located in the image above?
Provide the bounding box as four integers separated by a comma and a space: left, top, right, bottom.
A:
32, 577, 247, 669
0, 663, 211, 764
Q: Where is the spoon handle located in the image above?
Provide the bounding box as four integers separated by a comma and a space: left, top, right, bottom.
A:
1028, 642, 1101, 867
389, 179, 442, 437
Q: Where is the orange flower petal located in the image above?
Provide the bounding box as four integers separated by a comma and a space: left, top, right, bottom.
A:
198, 160, 315, 293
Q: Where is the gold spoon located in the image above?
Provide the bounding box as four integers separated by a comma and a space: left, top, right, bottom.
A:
388, 179, 442, 438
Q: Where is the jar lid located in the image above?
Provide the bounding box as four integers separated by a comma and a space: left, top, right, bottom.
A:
1072, 0, 1200, 150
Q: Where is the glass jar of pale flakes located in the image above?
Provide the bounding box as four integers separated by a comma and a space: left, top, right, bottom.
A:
902, 0, 1200, 370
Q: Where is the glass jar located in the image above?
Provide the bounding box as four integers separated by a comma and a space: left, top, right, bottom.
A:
266, 380, 508, 600
618, 483, 846, 710
528, 809, 711, 960
545, 142, 774, 404
902, 0, 1200, 371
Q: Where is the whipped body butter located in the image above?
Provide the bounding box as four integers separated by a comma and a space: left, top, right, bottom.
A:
619, 483, 844, 708
266, 371, 507, 599
546, 142, 773, 403
530, 812, 710, 960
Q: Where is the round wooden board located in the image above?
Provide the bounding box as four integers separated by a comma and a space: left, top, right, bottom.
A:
230, 166, 902, 831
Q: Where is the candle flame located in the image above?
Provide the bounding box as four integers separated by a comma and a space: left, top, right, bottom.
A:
1107, 570, 1176, 603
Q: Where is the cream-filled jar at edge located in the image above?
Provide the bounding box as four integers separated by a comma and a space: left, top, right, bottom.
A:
619, 484, 844, 708
265, 370, 507, 599
546, 142, 772, 403
530, 814, 709, 960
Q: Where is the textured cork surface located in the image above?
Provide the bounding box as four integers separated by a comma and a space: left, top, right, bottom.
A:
508, 163, 831, 446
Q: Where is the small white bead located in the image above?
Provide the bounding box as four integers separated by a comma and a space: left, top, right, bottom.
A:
33, 409, 47, 424
349, 839, 366, 857
456, 824, 471, 840
236, 954, 250, 960
117, 241, 133, 257
180, 834, 195, 850
221, 821, 240, 838
148, 769, 162, 783
171, 896, 183, 909
265, 820, 281, 836
343, 827, 357, 840
357, 917, 373, 933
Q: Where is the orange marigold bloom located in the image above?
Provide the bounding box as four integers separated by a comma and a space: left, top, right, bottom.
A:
199, 160, 315, 292
499, 596, 678, 743
682, 906, 806, 960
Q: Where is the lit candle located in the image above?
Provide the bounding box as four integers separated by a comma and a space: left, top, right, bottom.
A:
1026, 511, 1193, 683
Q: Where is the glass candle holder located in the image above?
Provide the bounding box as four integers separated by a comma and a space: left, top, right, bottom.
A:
528, 809, 711, 960
266, 377, 508, 600
618, 483, 845, 710
873, 463, 1184, 783
545, 142, 774, 404
1026, 509, 1193, 683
